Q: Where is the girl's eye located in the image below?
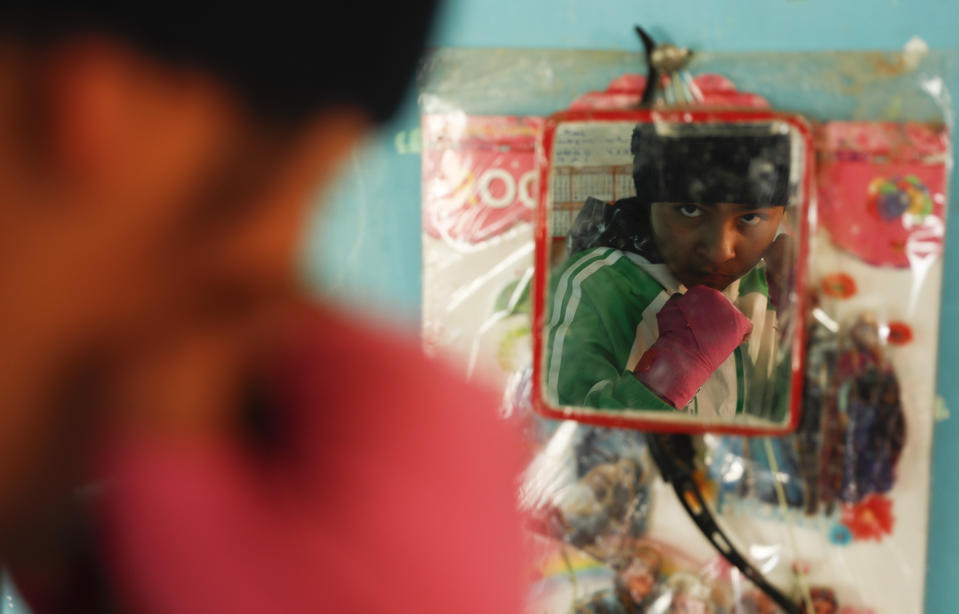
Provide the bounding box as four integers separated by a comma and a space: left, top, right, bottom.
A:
678, 204, 702, 218
740, 212, 768, 226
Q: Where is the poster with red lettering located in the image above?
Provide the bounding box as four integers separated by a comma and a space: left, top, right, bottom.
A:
421, 115, 542, 386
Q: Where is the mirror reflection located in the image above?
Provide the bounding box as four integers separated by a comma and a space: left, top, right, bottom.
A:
538, 116, 807, 430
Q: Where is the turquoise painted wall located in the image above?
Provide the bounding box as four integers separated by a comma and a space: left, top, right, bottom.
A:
308, 2, 959, 612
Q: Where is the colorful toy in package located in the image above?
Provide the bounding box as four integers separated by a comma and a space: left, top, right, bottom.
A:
421, 53, 950, 614
816, 122, 948, 269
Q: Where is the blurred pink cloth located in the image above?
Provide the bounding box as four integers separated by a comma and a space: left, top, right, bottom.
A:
28, 307, 527, 613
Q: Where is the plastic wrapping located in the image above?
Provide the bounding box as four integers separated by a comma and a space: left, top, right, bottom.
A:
420, 47, 953, 614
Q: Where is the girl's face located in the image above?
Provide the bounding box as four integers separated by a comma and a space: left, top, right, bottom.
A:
650, 202, 785, 291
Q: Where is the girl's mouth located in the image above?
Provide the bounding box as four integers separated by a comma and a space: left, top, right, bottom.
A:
690, 271, 735, 289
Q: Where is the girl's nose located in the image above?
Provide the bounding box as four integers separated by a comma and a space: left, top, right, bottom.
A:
698, 223, 737, 266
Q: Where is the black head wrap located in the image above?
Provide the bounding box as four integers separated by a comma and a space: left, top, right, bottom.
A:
631, 123, 793, 207
567, 122, 794, 258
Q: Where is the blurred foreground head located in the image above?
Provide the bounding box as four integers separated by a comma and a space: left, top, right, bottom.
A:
0, 2, 438, 557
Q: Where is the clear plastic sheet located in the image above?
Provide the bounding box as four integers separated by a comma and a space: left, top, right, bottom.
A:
420, 47, 953, 614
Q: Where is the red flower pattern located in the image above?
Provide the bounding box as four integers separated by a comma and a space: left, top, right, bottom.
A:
886, 321, 914, 345
840, 494, 895, 541
820, 273, 857, 299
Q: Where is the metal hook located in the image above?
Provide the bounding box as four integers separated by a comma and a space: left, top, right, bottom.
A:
635, 25, 694, 107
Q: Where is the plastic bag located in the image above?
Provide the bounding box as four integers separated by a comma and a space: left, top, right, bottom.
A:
420, 46, 953, 614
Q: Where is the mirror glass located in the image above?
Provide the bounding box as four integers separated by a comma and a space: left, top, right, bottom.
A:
533, 111, 809, 432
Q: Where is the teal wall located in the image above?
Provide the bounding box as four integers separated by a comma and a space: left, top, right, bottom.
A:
309, 1, 959, 612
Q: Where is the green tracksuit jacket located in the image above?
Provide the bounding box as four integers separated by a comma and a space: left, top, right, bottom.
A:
544, 246, 786, 421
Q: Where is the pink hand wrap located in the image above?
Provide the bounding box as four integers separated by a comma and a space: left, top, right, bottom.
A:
633, 285, 752, 409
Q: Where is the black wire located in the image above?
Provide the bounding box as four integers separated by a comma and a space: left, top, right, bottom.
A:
635, 25, 659, 107
648, 433, 804, 614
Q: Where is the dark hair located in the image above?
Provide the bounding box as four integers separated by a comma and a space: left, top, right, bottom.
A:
566, 196, 659, 260
0, 2, 440, 124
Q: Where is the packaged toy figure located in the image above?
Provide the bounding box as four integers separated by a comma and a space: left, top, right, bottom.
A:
799, 587, 838, 614
816, 314, 905, 506
708, 311, 907, 514
557, 455, 648, 549
653, 572, 716, 614
524, 425, 652, 555
574, 545, 663, 614
736, 587, 780, 614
